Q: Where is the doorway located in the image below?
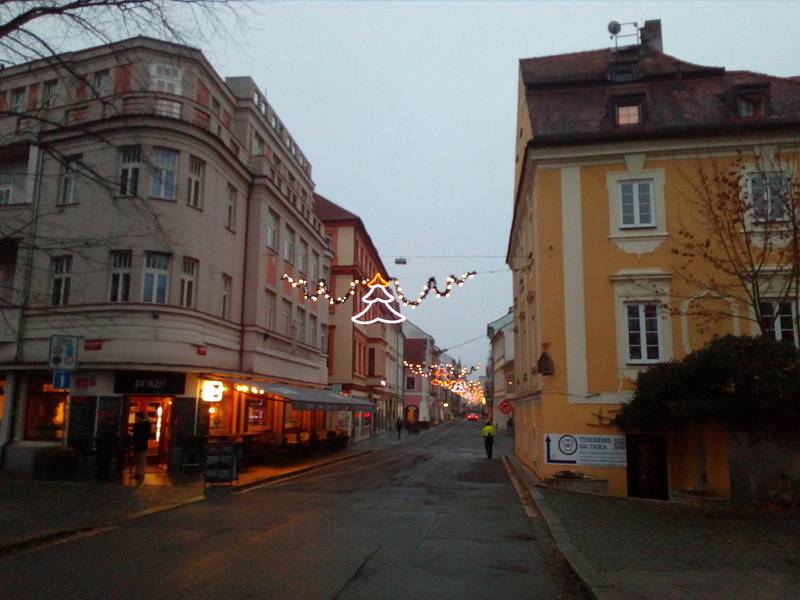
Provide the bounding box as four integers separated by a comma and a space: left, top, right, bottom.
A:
126, 396, 172, 465
626, 434, 669, 500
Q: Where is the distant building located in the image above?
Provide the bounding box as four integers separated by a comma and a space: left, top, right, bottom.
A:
315, 193, 403, 441
487, 310, 513, 430
402, 320, 435, 428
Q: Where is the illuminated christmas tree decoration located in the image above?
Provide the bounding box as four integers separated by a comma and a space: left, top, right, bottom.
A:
351, 273, 406, 325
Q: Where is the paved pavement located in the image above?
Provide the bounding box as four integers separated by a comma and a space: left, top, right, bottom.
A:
0, 421, 586, 599
0, 426, 417, 551
516, 461, 800, 600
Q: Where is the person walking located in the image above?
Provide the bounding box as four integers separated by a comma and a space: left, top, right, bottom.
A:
481, 420, 496, 459
131, 411, 151, 484
396, 416, 403, 439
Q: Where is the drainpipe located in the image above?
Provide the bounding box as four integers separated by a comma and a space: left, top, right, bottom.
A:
238, 178, 254, 374
1, 144, 44, 467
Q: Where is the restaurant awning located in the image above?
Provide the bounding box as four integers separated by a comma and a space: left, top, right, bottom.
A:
226, 379, 376, 412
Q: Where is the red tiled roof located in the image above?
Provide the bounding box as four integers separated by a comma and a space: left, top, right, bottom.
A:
520, 47, 800, 145
520, 47, 718, 87
314, 193, 359, 221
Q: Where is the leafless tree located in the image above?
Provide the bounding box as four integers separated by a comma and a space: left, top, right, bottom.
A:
672, 150, 800, 343
0, 0, 243, 338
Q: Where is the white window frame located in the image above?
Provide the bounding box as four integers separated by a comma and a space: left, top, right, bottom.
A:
252, 133, 265, 156
749, 172, 787, 223
225, 185, 236, 230
282, 299, 293, 337
309, 314, 317, 347
51, 256, 72, 306
267, 210, 279, 251
150, 63, 183, 95
150, 148, 178, 200
759, 300, 797, 346
187, 156, 204, 209
619, 180, 654, 228
42, 80, 58, 109
265, 289, 276, 330
92, 69, 111, 97
179, 257, 198, 309
109, 250, 132, 303
142, 252, 170, 304
624, 302, 662, 364
612, 269, 672, 378
284, 226, 295, 264
298, 239, 308, 273
10, 88, 26, 113
310, 250, 320, 283
0, 175, 12, 205
295, 307, 306, 343
119, 146, 141, 196
606, 166, 667, 255
222, 274, 232, 320
60, 155, 82, 205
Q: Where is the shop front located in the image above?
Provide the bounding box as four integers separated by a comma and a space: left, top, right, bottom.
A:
192, 377, 377, 456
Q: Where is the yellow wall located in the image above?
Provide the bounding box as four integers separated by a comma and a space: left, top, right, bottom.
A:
509, 141, 791, 498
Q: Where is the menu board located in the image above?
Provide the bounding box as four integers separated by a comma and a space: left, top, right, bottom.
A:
97, 396, 123, 436
204, 443, 237, 484
67, 395, 97, 451
171, 397, 198, 444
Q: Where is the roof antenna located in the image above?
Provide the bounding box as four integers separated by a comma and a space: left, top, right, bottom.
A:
608, 21, 639, 51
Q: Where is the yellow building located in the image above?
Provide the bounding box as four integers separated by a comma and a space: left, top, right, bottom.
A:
508, 20, 800, 499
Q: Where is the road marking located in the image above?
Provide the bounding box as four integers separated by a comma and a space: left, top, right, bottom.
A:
503, 457, 540, 519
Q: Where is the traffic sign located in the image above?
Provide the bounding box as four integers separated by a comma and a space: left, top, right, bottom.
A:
49, 335, 79, 370
52, 370, 72, 390
499, 400, 512, 414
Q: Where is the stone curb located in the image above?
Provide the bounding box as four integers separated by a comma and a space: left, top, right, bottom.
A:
506, 456, 622, 600
0, 449, 374, 558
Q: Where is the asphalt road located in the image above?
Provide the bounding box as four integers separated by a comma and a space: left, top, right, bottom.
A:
0, 420, 584, 599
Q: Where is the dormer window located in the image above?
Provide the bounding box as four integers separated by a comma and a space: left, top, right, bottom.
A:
737, 95, 764, 117
609, 62, 638, 82
610, 94, 645, 127
617, 103, 641, 126
734, 84, 769, 118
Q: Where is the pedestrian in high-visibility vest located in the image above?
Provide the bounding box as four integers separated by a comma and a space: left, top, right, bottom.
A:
481, 421, 496, 459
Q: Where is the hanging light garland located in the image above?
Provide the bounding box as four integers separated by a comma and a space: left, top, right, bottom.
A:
393, 272, 477, 308
281, 274, 366, 305
282, 270, 477, 309
403, 360, 480, 380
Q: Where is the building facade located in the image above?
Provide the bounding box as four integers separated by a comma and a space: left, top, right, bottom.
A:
402, 321, 435, 428
487, 311, 514, 430
315, 194, 403, 441
0, 37, 356, 472
508, 20, 800, 498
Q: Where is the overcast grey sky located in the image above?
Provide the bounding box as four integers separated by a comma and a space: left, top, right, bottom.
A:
204, 1, 800, 369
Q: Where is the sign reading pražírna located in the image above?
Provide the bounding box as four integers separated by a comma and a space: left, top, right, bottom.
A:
545, 433, 627, 467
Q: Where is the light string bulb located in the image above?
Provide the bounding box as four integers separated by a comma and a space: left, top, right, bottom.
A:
282, 270, 477, 309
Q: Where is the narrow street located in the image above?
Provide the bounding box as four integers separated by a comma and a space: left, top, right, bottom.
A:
0, 421, 583, 599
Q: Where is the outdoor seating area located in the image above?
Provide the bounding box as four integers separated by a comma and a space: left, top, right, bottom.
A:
180, 429, 351, 473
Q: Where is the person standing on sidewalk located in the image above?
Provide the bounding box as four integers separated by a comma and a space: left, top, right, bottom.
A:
396, 416, 403, 439
481, 421, 496, 459
131, 412, 151, 483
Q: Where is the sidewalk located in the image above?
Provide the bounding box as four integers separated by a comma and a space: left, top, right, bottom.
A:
0, 426, 437, 555
509, 457, 800, 600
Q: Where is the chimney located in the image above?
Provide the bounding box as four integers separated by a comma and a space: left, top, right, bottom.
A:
640, 19, 663, 53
